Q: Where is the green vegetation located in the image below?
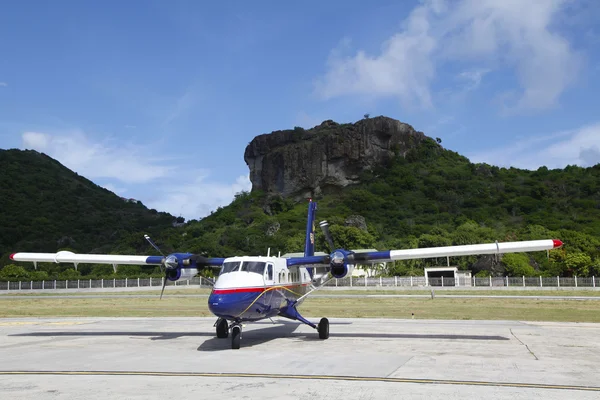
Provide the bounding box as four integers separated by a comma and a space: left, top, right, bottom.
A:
1, 295, 599, 322
2, 135, 600, 281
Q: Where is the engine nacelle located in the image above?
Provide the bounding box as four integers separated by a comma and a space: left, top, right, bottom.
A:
330, 263, 355, 279
166, 267, 198, 282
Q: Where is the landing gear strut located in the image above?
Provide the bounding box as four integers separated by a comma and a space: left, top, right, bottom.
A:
279, 300, 330, 341
215, 318, 228, 338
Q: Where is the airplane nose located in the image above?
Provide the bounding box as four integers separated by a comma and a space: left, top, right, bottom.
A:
208, 292, 257, 319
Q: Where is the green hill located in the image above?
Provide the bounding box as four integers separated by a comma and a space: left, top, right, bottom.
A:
0, 149, 178, 266
171, 136, 600, 278
2, 124, 600, 279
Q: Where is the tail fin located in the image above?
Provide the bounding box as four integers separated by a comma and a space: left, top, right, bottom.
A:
303, 199, 317, 257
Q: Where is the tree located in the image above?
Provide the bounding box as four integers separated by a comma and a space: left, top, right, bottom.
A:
363, 113, 370, 119
436, 137, 442, 144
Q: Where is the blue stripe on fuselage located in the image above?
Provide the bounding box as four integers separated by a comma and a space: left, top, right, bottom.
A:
145, 256, 164, 264
208, 291, 280, 321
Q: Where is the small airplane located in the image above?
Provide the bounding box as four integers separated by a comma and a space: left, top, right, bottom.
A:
10, 199, 563, 349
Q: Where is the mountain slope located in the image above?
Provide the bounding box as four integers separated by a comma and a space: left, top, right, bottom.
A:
0, 149, 177, 264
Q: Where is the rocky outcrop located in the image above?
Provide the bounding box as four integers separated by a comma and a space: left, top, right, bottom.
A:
244, 116, 431, 199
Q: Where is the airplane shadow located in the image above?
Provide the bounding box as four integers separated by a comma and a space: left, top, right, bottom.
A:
197, 322, 509, 351
9, 331, 214, 341
10, 321, 509, 348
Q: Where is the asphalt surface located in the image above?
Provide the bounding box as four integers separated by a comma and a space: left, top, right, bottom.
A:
1, 317, 599, 399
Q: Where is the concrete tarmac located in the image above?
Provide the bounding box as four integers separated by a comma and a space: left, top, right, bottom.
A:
1, 317, 599, 399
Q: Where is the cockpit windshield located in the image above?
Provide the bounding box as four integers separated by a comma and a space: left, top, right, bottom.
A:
241, 261, 266, 274
218, 261, 267, 276
219, 261, 240, 275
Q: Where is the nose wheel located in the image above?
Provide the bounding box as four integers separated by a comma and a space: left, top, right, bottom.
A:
215, 318, 228, 338
231, 324, 242, 349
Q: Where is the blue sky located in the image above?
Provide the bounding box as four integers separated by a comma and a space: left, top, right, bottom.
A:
1, 0, 599, 220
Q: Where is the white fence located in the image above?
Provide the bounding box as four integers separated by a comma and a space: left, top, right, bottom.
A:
0, 275, 597, 291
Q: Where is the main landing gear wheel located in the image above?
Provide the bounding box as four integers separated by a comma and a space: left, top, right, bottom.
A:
318, 317, 329, 339
216, 318, 228, 338
231, 326, 241, 349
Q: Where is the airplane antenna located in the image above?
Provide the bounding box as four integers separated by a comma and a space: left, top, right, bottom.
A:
267, 247, 271, 257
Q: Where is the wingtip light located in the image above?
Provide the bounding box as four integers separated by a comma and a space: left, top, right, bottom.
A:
9, 253, 15, 260
553, 239, 563, 248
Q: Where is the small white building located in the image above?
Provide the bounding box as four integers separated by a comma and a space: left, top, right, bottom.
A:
425, 267, 472, 286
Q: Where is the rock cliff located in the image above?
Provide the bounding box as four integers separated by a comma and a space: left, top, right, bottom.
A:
244, 116, 431, 199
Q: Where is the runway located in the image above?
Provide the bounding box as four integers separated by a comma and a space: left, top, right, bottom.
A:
1, 317, 599, 399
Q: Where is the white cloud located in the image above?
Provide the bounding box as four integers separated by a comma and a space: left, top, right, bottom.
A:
0, 82, 7, 87
146, 174, 252, 220
315, 0, 581, 112
314, 5, 437, 109
468, 122, 600, 169
22, 131, 175, 184
20, 130, 253, 220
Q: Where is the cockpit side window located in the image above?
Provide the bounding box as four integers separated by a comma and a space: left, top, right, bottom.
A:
240, 261, 266, 274
220, 261, 240, 275
266, 264, 273, 281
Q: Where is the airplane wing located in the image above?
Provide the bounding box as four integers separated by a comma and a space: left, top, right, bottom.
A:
10, 251, 165, 266
285, 239, 563, 278
9, 251, 225, 267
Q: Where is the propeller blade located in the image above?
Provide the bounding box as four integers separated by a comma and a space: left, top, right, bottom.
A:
319, 221, 335, 251
187, 254, 212, 266
144, 234, 164, 256
159, 275, 168, 300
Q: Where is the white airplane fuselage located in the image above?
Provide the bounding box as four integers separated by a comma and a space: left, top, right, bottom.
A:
207, 256, 316, 322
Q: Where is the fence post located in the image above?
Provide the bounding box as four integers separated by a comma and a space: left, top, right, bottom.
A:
350, 277, 352, 287
19, 281, 21, 290
365, 275, 367, 287
411, 276, 413, 287
522, 276, 525, 287
489, 276, 492, 287
77, 279, 79, 289
441, 276, 444, 287
101, 279, 104, 288
138, 277, 140, 287
557, 276, 560, 287
506, 276, 508, 287
150, 277, 152, 286
42, 280, 45, 290
113, 278, 115, 288
126, 278, 128, 287
395, 276, 398, 286
540, 276, 543, 287
575, 276, 578, 287
90, 279, 92, 288
66, 280, 68, 289
594, 276, 596, 288
54, 280, 56, 289
380, 276, 382, 286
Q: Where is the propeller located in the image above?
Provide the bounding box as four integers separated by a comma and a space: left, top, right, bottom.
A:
318, 220, 377, 271
144, 234, 176, 299
319, 221, 336, 251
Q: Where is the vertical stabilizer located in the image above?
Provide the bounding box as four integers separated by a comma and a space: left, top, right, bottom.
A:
303, 199, 317, 257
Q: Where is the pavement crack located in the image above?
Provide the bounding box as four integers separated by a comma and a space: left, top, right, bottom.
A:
386, 356, 414, 377
510, 329, 538, 360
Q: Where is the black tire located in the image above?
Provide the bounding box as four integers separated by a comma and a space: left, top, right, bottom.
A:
231, 326, 241, 349
318, 317, 329, 339
216, 318, 228, 338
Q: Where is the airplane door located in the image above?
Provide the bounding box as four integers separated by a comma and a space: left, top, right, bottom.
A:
263, 263, 275, 309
